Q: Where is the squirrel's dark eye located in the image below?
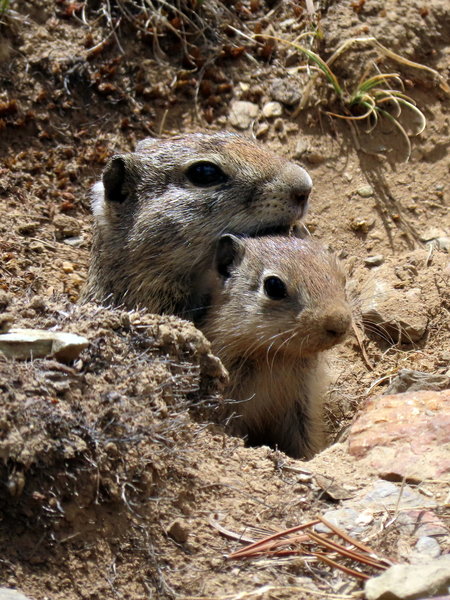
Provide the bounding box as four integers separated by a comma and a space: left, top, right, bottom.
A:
185, 161, 228, 187
263, 276, 288, 300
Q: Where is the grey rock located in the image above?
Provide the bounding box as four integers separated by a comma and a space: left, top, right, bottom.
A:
262, 101, 283, 118
269, 78, 301, 106
0, 590, 33, 600
0, 328, 89, 362
384, 369, 450, 395
365, 555, 450, 600
317, 480, 438, 539
433, 237, 450, 252
228, 101, 259, 129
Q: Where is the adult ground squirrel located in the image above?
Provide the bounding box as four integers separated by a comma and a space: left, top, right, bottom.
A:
201, 235, 352, 459
82, 132, 312, 320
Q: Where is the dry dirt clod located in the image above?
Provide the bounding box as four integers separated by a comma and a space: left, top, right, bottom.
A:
53, 214, 82, 240
167, 520, 190, 544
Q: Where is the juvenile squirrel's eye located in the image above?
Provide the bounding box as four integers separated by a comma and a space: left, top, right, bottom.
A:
185, 161, 228, 187
263, 276, 288, 300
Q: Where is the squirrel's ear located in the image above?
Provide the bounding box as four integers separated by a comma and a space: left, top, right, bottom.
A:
102, 155, 138, 203
215, 234, 245, 279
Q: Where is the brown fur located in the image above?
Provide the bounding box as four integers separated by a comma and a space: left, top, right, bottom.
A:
82, 132, 312, 320
201, 235, 352, 459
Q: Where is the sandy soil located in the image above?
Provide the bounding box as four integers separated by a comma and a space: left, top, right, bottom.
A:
0, 1, 449, 598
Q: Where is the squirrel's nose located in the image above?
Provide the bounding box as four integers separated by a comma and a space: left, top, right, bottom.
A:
279, 163, 313, 212
292, 188, 311, 209
324, 309, 352, 340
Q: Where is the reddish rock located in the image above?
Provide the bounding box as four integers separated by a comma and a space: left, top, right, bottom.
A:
347, 390, 450, 481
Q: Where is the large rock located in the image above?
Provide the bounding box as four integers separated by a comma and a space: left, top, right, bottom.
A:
365, 555, 450, 600
360, 280, 428, 343
348, 390, 450, 482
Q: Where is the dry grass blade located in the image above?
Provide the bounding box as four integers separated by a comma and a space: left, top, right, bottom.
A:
351, 321, 374, 371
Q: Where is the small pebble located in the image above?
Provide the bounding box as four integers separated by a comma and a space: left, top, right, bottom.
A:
293, 140, 309, 159
63, 236, 84, 247
357, 185, 374, 197
62, 261, 74, 273
350, 217, 374, 233
228, 101, 259, 130
254, 123, 269, 138
364, 255, 385, 267
262, 101, 283, 118
304, 151, 326, 165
